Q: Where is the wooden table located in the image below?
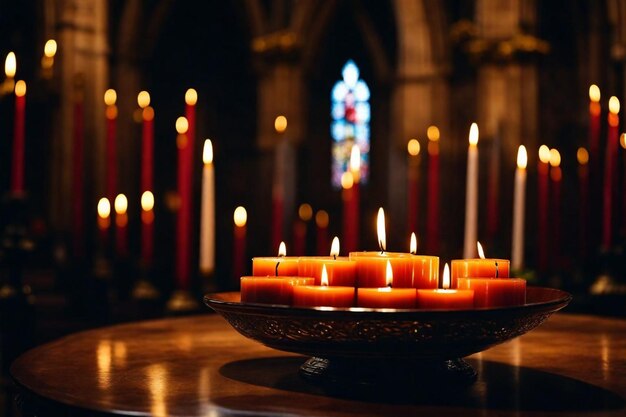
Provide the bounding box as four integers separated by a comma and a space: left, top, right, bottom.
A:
10, 313, 626, 416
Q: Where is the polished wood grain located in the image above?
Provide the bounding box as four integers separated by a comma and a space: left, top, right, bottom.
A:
10, 313, 626, 416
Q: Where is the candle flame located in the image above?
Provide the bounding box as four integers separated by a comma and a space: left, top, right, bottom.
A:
410, 232, 417, 254
298, 203, 313, 221
274, 115, 287, 133
377, 207, 386, 252
341, 171, 354, 190
321, 264, 329, 286
442, 263, 450, 289
315, 210, 329, 228
385, 260, 393, 287
469, 123, 479, 146
137, 91, 150, 108
549, 148, 561, 167
185, 88, 198, 105
278, 241, 287, 257
577, 147, 589, 165
233, 206, 247, 227
330, 236, 340, 257
104, 89, 117, 106
621, 134, 626, 150
589, 84, 601, 102
5, 52, 16, 78
477, 241, 486, 259
114, 194, 128, 215
517, 145, 527, 169
349, 144, 361, 182
176, 116, 189, 134
427, 125, 440, 142
609, 96, 620, 114
538, 145, 551, 164
203, 139, 213, 164
97, 198, 111, 219
14, 80, 26, 97
141, 191, 154, 211
44, 39, 57, 58
407, 139, 420, 156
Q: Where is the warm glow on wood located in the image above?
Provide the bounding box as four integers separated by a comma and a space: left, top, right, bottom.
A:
517, 145, 528, 169
137, 91, 150, 108
385, 260, 393, 287
233, 206, 247, 227
427, 125, 440, 142
341, 171, 353, 189
299, 203, 313, 221
589, 84, 600, 102
538, 145, 551, 164
203, 139, 213, 164
469, 123, 479, 146
577, 147, 589, 165
278, 241, 287, 257
609, 96, 620, 114
377, 207, 386, 252
549, 149, 561, 167
477, 241, 485, 259
104, 89, 117, 106
274, 115, 287, 133
97, 198, 111, 219
185, 88, 198, 105
321, 264, 329, 286
14, 80, 26, 97
44, 39, 57, 58
330, 236, 340, 257
410, 232, 417, 254
407, 139, 420, 156
5, 52, 15, 78
315, 210, 329, 228
141, 191, 155, 211
442, 263, 450, 289
114, 194, 128, 215
176, 117, 189, 134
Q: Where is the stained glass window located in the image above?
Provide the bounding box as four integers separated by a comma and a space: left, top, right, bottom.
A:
331, 60, 370, 188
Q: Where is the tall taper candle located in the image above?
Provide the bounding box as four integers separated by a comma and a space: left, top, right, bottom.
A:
426, 126, 440, 253
550, 149, 562, 267
602, 97, 620, 248
272, 115, 287, 250
463, 123, 479, 258
407, 138, 420, 234
200, 139, 215, 275
511, 145, 527, 270
141, 191, 154, 266
175, 116, 191, 290
11, 80, 26, 194
138, 91, 154, 196
577, 147, 589, 259
537, 145, 550, 272
104, 89, 117, 202
233, 206, 247, 281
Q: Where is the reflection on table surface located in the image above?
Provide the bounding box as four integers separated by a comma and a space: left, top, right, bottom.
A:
10, 313, 626, 417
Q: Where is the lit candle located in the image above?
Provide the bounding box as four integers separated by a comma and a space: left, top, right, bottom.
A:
425, 126, 440, 253
511, 145, 527, 271
183, 91, 197, 267
409, 232, 439, 289
622, 135, 626, 237
41, 39, 56, 78
97, 197, 111, 251
416, 264, 474, 309
341, 171, 355, 253
451, 242, 510, 288
199, 139, 215, 275
407, 138, 420, 234
3, 52, 15, 94
114, 194, 129, 258
104, 89, 117, 202
293, 264, 355, 307
315, 210, 329, 256
293, 203, 312, 256
357, 260, 416, 308
11, 79, 26, 194
602, 96, 620, 249
577, 147, 589, 259
252, 241, 299, 277
141, 191, 155, 267
463, 123, 479, 258
537, 145, 551, 272
272, 115, 287, 250
350, 208, 414, 288
457, 275, 526, 308
175, 116, 192, 290
233, 206, 247, 280
297, 236, 357, 286
588, 85, 601, 174
138, 91, 154, 198
348, 144, 361, 252
550, 148, 562, 266
241, 276, 314, 305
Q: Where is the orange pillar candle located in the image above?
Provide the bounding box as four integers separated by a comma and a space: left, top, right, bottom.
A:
293, 265, 355, 307
241, 277, 314, 305
457, 277, 526, 307
252, 241, 299, 276
451, 242, 510, 288
297, 237, 356, 286
357, 260, 416, 308
409, 232, 439, 289
416, 264, 474, 309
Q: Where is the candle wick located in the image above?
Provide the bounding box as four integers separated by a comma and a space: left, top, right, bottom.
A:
275, 261, 280, 277
333, 254, 337, 260
495, 261, 499, 278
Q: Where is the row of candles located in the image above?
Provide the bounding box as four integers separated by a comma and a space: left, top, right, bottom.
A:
241, 209, 526, 309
